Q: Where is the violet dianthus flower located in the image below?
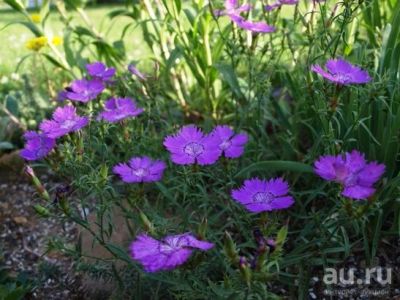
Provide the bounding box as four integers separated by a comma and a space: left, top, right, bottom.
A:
265, 0, 299, 11
39, 106, 89, 139
64, 79, 104, 103
314, 150, 385, 200
128, 64, 147, 81
163, 125, 221, 165
215, 0, 251, 16
231, 177, 295, 213
113, 156, 166, 183
311, 59, 371, 85
229, 14, 276, 33
20, 131, 56, 161
97, 97, 144, 123
212, 125, 248, 158
217, 0, 275, 33
130, 233, 214, 272
86, 62, 116, 82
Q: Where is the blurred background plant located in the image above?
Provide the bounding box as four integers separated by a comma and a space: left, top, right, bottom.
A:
1, 0, 400, 298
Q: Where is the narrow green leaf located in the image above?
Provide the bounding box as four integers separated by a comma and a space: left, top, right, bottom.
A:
235, 161, 314, 178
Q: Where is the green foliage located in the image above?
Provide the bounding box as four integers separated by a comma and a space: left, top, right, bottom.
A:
2, 0, 400, 298
0, 267, 32, 300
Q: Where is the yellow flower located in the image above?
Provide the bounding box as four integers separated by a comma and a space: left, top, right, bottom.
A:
25, 36, 48, 51
52, 36, 63, 46
31, 13, 41, 23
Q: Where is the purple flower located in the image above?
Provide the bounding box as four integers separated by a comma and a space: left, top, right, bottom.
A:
20, 131, 55, 161
215, 0, 252, 16
130, 233, 214, 272
314, 150, 385, 200
128, 64, 147, 80
311, 59, 371, 85
39, 106, 89, 139
212, 125, 248, 158
97, 97, 144, 123
64, 79, 104, 103
266, 0, 298, 11
57, 90, 69, 102
229, 14, 276, 33
216, 0, 275, 33
86, 62, 116, 82
113, 156, 166, 183
163, 125, 221, 165
231, 178, 295, 213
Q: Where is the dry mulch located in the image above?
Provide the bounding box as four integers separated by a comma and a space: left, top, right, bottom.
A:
0, 164, 84, 299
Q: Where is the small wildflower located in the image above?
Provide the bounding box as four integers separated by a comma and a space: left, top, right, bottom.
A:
25, 36, 48, 51
20, 131, 56, 161
311, 59, 371, 85
52, 36, 63, 46
86, 62, 116, 82
163, 125, 221, 165
113, 156, 166, 183
130, 233, 213, 272
229, 14, 276, 33
39, 106, 89, 139
30, 13, 41, 23
97, 97, 144, 123
231, 178, 295, 213
212, 125, 248, 158
214, 0, 251, 17
314, 150, 385, 200
64, 79, 104, 103
219, 0, 275, 33
265, 0, 298, 11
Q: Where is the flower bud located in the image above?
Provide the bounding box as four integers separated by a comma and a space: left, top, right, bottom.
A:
223, 231, 239, 264
34, 204, 50, 217
24, 165, 50, 202
139, 210, 155, 234
239, 257, 252, 287
197, 217, 207, 239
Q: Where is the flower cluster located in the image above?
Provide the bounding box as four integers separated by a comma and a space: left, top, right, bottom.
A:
20, 57, 385, 275
40, 106, 89, 139
218, 0, 275, 33
86, 62, 116, 82
20, 62, 143, 161
232, 178, 295, 213
20, 131, 55, 161
97, 97, 143, 123
62, 79, 104, 103
163, 125, 248, 165
311, 59, 371, 85
30, 13, 41, 23
25, 35, 63, 51
130, 233, 214, 272
25, 36, 48, 51
314, 150, 385, 200
113, 156, 166, 183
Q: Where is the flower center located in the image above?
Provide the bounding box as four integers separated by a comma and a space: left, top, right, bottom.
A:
253, 192, 274, 203
219, 140, 232, 151
61, 119, 76, 129
132, 168, 148, 178
334, 73, 351, 83
160, 237, 182, 254
333, 162, 348, 183
184, 142, 204, 157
